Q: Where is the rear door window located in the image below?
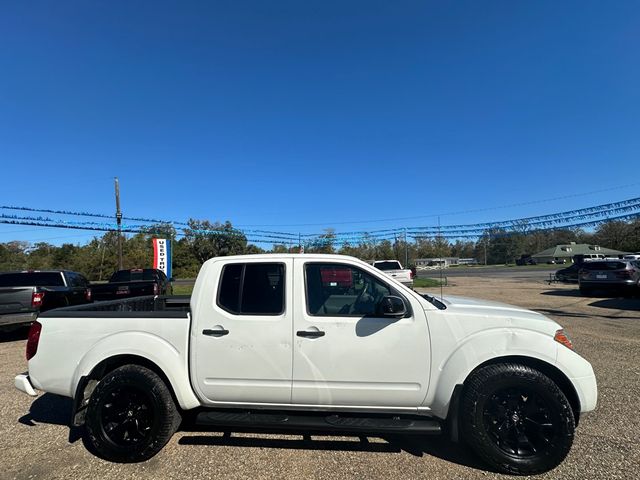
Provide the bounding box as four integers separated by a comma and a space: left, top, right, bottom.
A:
66, 272, 89, 287
582, 262, 626, 271
217, 263, 285, 315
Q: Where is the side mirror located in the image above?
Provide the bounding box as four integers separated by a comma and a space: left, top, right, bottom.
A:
376, 295, 407, 318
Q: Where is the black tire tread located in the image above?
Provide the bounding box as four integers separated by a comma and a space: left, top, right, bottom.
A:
84, 364, 180, 463
461, 363, 575, 475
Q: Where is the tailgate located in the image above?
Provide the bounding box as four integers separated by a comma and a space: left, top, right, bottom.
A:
384, 270, 411, 281
0, 287, 36, 314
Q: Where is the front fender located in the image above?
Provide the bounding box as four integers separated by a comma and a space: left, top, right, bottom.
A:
426, 328, 560, 419
73, 331, 200, 410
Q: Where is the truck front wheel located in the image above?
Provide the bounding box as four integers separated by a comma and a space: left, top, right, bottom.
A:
461, 363, 575, 475
84, 364, 180, 462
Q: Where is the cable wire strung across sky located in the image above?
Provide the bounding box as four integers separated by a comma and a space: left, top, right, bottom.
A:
1, 196, 640, 246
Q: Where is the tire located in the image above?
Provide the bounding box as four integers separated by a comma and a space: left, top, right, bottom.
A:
461, 363, 575, 475
84, 365, 181, 463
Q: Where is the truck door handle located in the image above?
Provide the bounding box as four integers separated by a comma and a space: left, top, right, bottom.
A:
203, 328, 229, 337
297, 330, 325, 338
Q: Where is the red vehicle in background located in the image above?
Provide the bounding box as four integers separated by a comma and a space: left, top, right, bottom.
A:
320, 266, 353, 290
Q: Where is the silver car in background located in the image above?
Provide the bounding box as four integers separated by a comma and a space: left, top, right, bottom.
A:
579, 259, 640, 297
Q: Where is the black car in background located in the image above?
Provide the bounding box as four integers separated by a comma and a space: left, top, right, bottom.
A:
0, 270, 92, 330
91, 268, 172, 302
579, 260, 640, 297
555, 263, 580, 283
515, 254, 537, 266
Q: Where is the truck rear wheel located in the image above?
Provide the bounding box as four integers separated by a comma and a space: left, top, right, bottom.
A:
461, 363, 575, 475
84, 364, 180, 462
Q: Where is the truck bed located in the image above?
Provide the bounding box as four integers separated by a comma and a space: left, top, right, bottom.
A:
39, 295, 190, 318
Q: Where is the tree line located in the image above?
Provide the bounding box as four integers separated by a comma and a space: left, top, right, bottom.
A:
0, 218, 638, 280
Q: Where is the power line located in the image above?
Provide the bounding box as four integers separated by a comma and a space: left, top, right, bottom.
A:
2, 182, 640, 229
1, 193, 640, 245
235, 182, 640, 227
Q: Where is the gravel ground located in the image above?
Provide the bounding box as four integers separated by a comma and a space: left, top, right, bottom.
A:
1, 276, 638, 480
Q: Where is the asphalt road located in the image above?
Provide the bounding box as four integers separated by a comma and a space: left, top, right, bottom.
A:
417, 265, 560, 281
1, 276, 638, 480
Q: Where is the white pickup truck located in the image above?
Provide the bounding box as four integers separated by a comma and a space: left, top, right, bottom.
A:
15, 254, 597, 475
372, 259, 414, 288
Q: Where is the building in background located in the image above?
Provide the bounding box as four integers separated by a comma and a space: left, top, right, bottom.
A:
415, 257, 468, 269
531, 242, 626, 264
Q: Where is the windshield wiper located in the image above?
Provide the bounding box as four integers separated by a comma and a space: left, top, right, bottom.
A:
422, 293, 447, 310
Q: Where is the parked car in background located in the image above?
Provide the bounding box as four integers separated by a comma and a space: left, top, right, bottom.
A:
555, 263, 580, 283
372, 260, 414, 288
579, 259, 640, 296
91, 268, 172, 302
0, 270, 91, 330
546, 258, 567, 265
573, 253, 606, 265
515, 254, 537, 266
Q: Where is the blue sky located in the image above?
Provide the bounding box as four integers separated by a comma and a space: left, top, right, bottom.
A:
1, 1, 639, 246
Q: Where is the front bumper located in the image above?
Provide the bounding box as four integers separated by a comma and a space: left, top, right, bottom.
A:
580, 281, 637, 290
570, 371, 598, 413
556, 346, 598, 413
15, 373, 38, 397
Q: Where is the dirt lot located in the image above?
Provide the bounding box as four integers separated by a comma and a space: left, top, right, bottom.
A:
1, 276, 638, 480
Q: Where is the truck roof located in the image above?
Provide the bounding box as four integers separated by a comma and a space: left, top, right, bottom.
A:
203, 253, 363, 264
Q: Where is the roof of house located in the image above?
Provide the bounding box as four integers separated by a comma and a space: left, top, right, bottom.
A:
531, 243, 626, 259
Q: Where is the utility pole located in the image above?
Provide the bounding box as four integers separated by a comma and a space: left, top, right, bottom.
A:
404, 228, 408, 267
484, 234, 489, 266
114, 177, 123, 270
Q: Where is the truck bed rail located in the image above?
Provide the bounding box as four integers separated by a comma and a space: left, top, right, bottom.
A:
39, 295, 190, 318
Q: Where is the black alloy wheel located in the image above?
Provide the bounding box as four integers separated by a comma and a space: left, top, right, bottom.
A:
98, 386, 155, 447
461, 363, 575, 475
84, 365, 180, 462
482, 387, 556, 458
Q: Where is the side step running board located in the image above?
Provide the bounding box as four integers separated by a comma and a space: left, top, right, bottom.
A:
195, 409, 442, 435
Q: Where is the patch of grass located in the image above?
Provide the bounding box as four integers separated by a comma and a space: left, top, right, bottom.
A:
171, 284, 194, 296
413, 277, 444, 288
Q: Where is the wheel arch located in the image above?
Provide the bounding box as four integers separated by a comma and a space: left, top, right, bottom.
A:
445, 355, 581, 443
466, 355, 581, 425
72, 353, 197, 426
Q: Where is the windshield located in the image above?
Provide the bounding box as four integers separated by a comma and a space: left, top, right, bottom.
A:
374, 261, 402, 271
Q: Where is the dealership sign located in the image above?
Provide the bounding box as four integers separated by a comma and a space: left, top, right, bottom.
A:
152, 238, 172, 279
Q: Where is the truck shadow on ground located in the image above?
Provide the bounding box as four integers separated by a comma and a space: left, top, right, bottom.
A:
540, 288, 582, 297
178, 429, 493, 473
18, 393, 83, 443
19, 394, 492, 472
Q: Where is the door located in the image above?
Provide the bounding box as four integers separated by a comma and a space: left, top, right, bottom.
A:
292, 259, 430, 408
66, 272, 90, 305
191, 259, 293, 405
